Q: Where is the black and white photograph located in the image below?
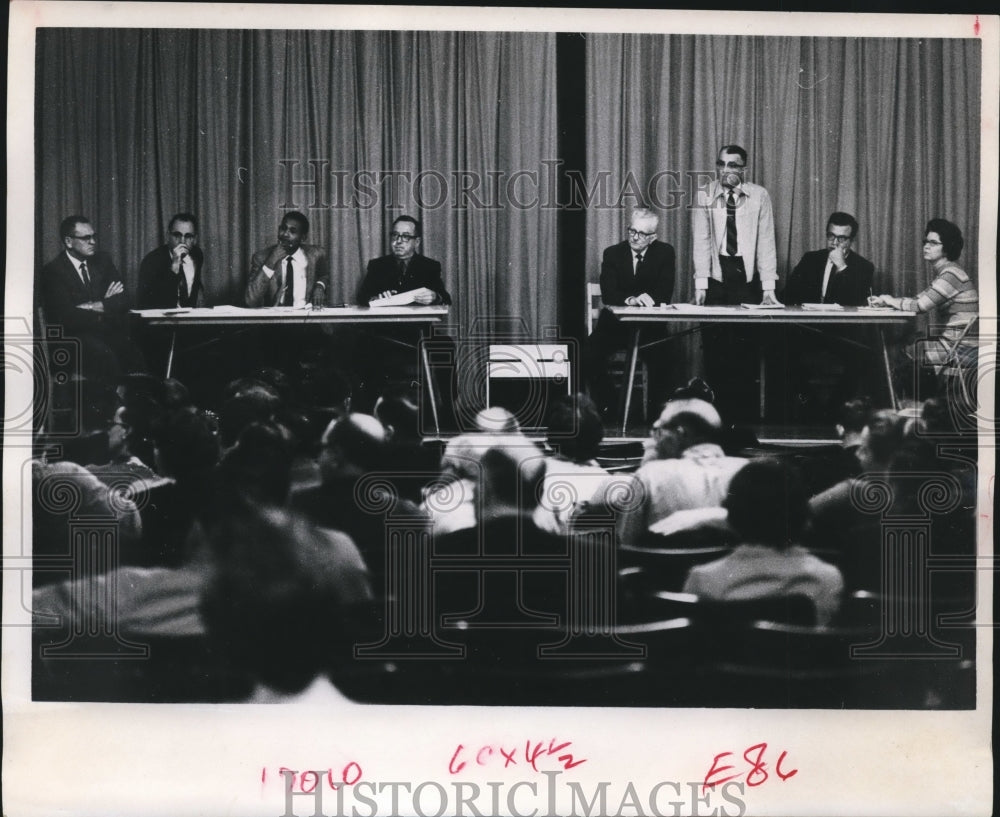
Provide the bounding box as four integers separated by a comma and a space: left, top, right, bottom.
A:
3, 3, 996, 815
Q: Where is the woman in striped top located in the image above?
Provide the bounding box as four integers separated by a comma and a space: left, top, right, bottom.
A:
869, 218, 978, 379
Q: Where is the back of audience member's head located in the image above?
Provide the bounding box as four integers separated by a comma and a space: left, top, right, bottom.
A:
474, 406, 521, 434
219, 385, 282, 448
724, 458, 809, 548
251, 367, 293, 403
837, 397, 872, 437
319, 413, 387, 480
152, 407, 221, 484
479, 445, 546, 516
915, 396, 952, 437
200, 507, 368, 695
856, 409, 905, 472
213, 422, 295, 514
669, 377, 716, 405
374, 385, 422, 441
647, 401, 722, 461
545, 393, 604, 464
300, 368, 352, 418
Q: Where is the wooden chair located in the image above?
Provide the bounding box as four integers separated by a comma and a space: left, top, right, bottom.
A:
586, 282, 649, 424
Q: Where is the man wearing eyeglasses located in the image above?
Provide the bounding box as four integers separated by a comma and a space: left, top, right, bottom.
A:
357, 215, 451, 306
782, 212, 875, 421
783, 212, 874, 306
691, 145, 778, 423
586, 206, 676, 419
40, 215, 131, 381
137, 213, 205, 309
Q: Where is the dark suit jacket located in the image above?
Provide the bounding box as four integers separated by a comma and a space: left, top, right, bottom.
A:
40, 250, 127, 335
599, 240, 675, 306
137, 245, 204, 309
358, 254, 452, 306
783, 249, 874, 306
245, 243, 329, 307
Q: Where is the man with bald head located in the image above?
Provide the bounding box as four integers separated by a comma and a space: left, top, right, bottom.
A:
291, 414, 425, 591
585, 206, 676, 420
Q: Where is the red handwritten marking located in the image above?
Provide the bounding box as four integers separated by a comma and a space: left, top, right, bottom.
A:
703, 744, 797, 794
265, 764, 364, 792
449, 739, 587, 774
974, 16, 980, 36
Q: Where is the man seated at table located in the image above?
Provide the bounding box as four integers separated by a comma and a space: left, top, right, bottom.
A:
585, 206, 676, 419
138, 213, 206, 309
357, 215, 451, 306
783, 212, 873, 306
355, 216, 453, 420
245, 211, 329, 308
781, 212, 875, 422
40, 215, 135, 384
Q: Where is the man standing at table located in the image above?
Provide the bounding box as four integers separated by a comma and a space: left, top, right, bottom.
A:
691, 144, 778, 422
782, 212, 875, 421
783, 212, 873, 306
137, 213, 205, 309
40, 215, 133, 383
246, 211, 329, 308
585, 206, 675, 419
358, 215, 451, 306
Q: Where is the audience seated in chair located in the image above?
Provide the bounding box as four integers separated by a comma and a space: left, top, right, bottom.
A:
683, 458, 844, 625
599, 398, 748, 546
534, 393, 610, 534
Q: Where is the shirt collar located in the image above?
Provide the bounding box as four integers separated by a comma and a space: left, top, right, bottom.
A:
712, 181, 746, 203
285, 247, 305, 264
65, 250, 84, 273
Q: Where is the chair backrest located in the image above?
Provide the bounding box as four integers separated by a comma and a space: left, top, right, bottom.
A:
618, 543, 732, 591
586, 282, 602, 334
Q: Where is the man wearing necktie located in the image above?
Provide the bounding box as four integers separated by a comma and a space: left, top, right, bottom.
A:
137, 213, 205, 309
40, 215, 132, 384
245, 211, 329, 308
782, 212, 876, 421
585, 207, 676, 420
690, 145, 778, 423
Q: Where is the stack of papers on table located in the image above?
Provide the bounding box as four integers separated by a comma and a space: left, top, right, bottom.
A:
800, 303, 844, 310
669, 303, 710, 312
740, 302, 785, 309
369, 289, 423, 307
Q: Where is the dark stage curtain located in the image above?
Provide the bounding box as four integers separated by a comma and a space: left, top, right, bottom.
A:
35, 29, 558, 338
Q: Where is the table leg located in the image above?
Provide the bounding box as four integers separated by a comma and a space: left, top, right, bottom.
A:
879, 327, 898, 410
621, 328, 641, 436
165, 330, 177, 379
420, 336, 441, 438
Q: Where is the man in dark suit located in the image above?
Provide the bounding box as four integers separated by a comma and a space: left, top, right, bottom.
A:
356, 216, 454, 424
137, 213, 205, 309
245, 211, 329, 308
781, 212, 876, 422
783, 212, 874, 306
40, 215, 133, 382
357, 215, 451, 306
585, 207, 676, 419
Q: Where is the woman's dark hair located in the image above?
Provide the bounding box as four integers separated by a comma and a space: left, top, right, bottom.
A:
545, 393, 604, 463
724, 458, 809, 547
925, 218, 964, 261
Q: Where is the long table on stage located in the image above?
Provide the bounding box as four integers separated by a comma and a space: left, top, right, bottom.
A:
131, 304, 450, 433
608, 304, 918, 433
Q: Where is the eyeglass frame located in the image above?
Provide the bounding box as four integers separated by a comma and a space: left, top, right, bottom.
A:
715, 160, 746, 170
627, 227, 656, 239
170, 231, 197, 240
390, 231, 418, 241
825, 233, 853, 244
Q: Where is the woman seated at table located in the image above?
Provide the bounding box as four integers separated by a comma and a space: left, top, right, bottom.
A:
868, 218, 978, 398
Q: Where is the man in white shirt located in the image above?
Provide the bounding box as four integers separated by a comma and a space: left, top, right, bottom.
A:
245, 211, 329, 308
690, 145, 778, 422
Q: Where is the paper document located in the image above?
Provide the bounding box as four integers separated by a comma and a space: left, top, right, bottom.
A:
800, 303, 844, 311
740, 302, 785, 309
369, 287, 434, 307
